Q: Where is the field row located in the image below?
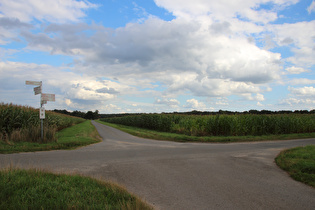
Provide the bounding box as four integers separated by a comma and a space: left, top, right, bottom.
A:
101, 113, 315, 136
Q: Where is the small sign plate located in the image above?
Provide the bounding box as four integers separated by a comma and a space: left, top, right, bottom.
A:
34, 86, 42, 95
40, 107, 45, 119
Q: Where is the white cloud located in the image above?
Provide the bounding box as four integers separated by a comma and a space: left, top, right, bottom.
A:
241, 93, 265, 101
270, 21, 315, 67
285, 66, 310, 74
0, 0, 97, 23
288, 86, 315, 97
280, 98, 315, 107
307, 1, 315, 14
289, 78, 315, 85
184, 98, 206, 110
154, 0, 297, 23
279, 86, 315, 110
21, 17, 281, 100
155, 98, 180, 107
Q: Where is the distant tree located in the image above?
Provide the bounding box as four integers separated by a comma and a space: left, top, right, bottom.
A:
93, 110, 100, 119
249, 109, 259, 114
71, 110, 86, 118
53, 109, 70, 115
260, 110, 272, 114
85, 111, 94, 119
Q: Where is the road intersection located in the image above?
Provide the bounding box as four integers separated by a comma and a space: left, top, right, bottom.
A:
1, 121, 315, 209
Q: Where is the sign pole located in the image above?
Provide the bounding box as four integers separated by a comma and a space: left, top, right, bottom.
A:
40, 92, 43, 141
26, 80, 55, 142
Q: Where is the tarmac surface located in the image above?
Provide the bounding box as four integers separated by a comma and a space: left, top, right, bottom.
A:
1, 121, 315, 209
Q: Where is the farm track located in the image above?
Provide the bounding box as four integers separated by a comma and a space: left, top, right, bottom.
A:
1, 121, 315, 209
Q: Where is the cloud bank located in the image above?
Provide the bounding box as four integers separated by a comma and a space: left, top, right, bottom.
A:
0, 0, 314, 112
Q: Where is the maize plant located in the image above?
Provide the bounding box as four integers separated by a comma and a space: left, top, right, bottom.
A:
0, 103, 85, 143
101, 113, 315, 136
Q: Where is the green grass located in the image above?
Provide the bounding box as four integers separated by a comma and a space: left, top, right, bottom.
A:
275, 145, 315, 188
0, 168, 152, 209
0, 120, 102, 154
97, 120, 315, 143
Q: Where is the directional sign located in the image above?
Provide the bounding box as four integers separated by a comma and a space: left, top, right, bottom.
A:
26, 81, 42, 86
41, 93, 55, 102
34, 86, 41, 95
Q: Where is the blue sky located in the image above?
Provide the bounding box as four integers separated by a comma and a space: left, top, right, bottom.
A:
0, 0, 314, 113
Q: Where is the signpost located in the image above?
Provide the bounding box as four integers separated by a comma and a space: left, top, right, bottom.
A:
26, 81, 55, 141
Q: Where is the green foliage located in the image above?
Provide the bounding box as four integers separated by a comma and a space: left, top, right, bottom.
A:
0, 103, 85, 143
275, 145, 315, 187
0, 168, 152, 209
101, 113, 315, 136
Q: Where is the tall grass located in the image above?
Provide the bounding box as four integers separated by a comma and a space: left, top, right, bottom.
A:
101, 113, 315, 136
0, 103, 84, 143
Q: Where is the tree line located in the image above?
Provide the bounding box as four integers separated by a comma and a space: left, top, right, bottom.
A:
99, 109, 315, 118
53, 109, 100, 120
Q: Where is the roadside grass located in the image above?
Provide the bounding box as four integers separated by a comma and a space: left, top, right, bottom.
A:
97, 120, 315, 143
0, 120, 101, 154
0, 167, 152, 210
275, 145, 315, 188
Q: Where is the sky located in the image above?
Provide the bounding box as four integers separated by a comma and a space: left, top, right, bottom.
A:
0, 0, 315, 113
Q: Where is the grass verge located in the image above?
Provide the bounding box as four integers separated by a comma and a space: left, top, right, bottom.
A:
0, 168, 152, 209
0, 120, 101, 154
275, 145, 315, 188
97, 121, 315, 143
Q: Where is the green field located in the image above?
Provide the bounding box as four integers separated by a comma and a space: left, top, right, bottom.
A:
1, 103, 84, 143
98, 120, 315, 143
100, 113, 315, 137
0, 103, 101, 153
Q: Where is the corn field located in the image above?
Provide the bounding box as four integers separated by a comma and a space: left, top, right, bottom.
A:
0, 103, 85, 143
101, 113, 315, 136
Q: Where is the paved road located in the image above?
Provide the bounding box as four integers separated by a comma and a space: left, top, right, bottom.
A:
1, 121, 315, 209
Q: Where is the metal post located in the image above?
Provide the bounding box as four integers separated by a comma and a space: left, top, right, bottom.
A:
40, 83, 43, 142
41, 118, 44, 141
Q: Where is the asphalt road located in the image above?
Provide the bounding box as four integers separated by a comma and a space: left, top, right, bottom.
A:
1, 121, 315, 210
